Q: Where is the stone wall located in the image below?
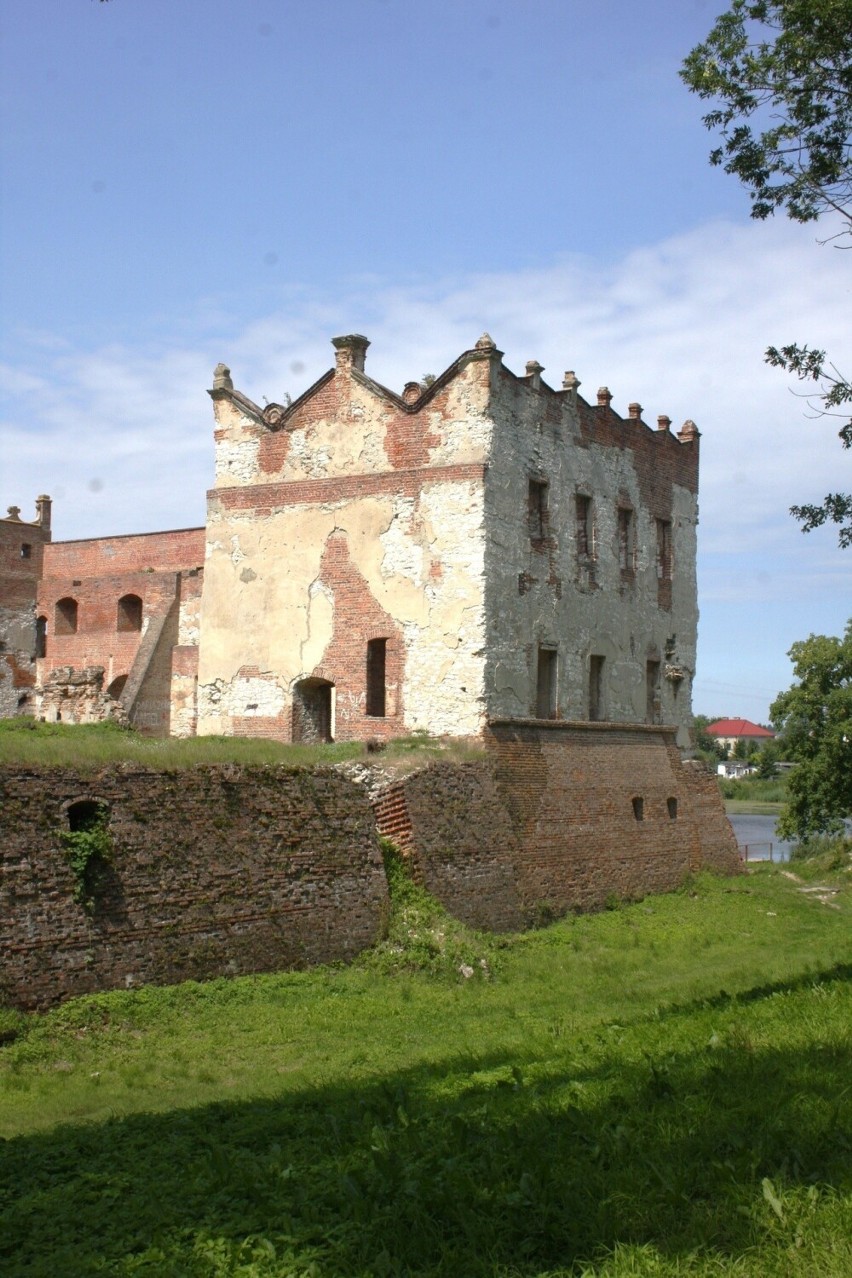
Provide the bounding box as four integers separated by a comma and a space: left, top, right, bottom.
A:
0, 765, 387, 1010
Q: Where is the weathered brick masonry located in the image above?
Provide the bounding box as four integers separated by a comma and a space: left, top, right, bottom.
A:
374, 729, 740, 929
0, 766, 387, 1010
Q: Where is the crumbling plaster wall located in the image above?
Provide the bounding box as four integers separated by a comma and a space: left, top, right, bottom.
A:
197, 348, 495, 740
482, 359, 699, 747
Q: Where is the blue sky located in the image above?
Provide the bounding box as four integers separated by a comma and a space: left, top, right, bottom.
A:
1, 0, 849, 723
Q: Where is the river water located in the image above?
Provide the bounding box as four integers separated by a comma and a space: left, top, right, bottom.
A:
726, 813, 795, 863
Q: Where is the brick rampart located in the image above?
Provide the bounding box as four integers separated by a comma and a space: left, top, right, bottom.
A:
0, 766, 387, 1010
0, 734, 738, 1009
485, 720, 740, 914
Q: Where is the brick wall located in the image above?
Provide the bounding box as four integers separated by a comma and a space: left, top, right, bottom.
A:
486, 720, 740, 915
373, 762, 524, 932
0, 766, 387, 1010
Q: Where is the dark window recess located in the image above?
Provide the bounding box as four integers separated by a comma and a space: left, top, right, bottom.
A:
589, 654, 605, 721
617, 508, 633, 573
656, 519, 672, 580
536, 647, 558, 719
55, 597, 78, 636
667, 797, 678, 820
20, 543, 32, 560
35, 615, 47, 659
528, 479, 549, 540
632, 796, 645, 821
646, 659, 661, 724
576, 494, 592, 557
366, 638, 387, 717
117, 594, 143, 632
107, 674, 127, 700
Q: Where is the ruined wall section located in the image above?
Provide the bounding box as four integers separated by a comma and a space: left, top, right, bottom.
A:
0, 499, 51, 718
37, 529, 204, 735
482, 354, 699, 748
0, 765, 388, 1011
197, 342, 495, 740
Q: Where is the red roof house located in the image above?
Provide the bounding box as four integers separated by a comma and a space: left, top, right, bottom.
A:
706, 718, 775, 750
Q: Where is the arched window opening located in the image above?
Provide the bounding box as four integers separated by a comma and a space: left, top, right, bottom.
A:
55, 597, 78, 636
366, 639, 387, 717
117, 594, 143, 632
292, 678, 334, 743
35, 615, 47, 658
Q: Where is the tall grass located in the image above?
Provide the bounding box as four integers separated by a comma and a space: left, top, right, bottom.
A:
1, 864, 851, 1276
0, 718, 483, 771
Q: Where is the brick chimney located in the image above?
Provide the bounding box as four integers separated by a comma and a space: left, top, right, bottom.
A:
332, 334, 370, 374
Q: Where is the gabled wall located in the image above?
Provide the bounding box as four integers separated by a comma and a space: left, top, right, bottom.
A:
196, 338, 495, 741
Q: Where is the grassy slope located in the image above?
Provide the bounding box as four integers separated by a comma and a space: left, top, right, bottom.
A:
1, 866, 851, 1277
0, 718, 483, 771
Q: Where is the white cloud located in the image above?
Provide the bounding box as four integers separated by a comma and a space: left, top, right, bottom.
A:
2, 216, 849, 719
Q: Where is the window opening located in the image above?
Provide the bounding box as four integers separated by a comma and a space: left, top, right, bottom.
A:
292, 678, 334, 743
589, 654, 605, 721
528, 479, 548, 541
576, 494, 592, 557
646, 659, 661, 724
632, 796, 644, 821
617, 508, 634, 574
366, 638, 387, 718
536, 647, 558, 719
656, 519, 672, 580
117, 594, 143, 632
667, 797, 678, 820
55, 597, 78, 636
20, 543, 32, 560
35, 615, 47, 659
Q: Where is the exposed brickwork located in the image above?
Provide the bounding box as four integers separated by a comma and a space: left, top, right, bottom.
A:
485, 721, 740, 916
374, 762, 524, 931
209, 464, 489, 513
0, 766, 387, 1010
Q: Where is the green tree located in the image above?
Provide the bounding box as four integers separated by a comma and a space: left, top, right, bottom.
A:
770, 620, 852, 837
681, 0, 852, 547
754, 739, 781, 778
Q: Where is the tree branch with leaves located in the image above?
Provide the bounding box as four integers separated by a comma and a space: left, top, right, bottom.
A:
682, 0, 852, 547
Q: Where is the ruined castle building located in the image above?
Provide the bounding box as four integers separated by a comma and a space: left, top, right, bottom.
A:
198, 334, 698, 748
0, 497, 52, 718
2, 334, 700, 747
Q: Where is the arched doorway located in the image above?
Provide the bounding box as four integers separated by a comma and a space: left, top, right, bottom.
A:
107, 674, 128, 701
292, 678, 334, 743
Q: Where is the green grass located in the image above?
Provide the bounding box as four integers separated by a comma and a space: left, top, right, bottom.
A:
1, 863, 851, 1276
0, 718, 483, 771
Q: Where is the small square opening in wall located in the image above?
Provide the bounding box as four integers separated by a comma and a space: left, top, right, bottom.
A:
20, 543, 32, 560
632, 796, 644, 821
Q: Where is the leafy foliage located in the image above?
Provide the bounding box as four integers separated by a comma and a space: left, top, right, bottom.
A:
771, 619, 852, 836
682, 0, 852, 546
60, 808, 113, 908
